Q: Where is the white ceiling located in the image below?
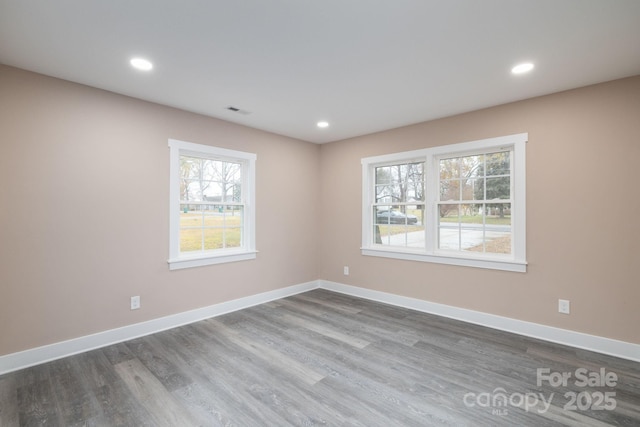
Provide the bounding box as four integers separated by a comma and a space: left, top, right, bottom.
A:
1, 1, 639, 144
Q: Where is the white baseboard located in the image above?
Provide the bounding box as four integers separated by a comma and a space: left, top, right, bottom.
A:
2, 279, 638, 375
0, 281, 318, 375
319, 280, 640, 363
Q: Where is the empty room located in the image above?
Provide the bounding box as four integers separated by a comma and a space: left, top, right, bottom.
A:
1, 1, 639, 426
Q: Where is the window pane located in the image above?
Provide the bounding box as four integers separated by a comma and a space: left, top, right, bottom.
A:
473, 232, 512, 254
458, 203, 481, 225
486, 176, 510, 199
465, 234, 512, 254
406, 205, 425, 248
486, 203, 511, 222
374, 223, 382, 244
486, 152, 510, 176
460, 154, 483, 178
410, 205, 425, 227
229, 183, 242, 202
180, 203, 243, 224
182, 179, 204, 202
375, 184, 393, 203
440, 158, 459, 179
375, 166, 392, 184
203, 181, 223, 203
374, 205, 392, 244
180, 205, 202, 227
179, 205, 244, 253
438, 205, 459, 250
180, 205, 204, 252
374, 206, 391, 225
462, 178, 483, 201
436, 148, 513, 256
439, 202, 512, 254
439, 203, 457, 221
186, 160, 242, 204
376, 162, 424, 204
389, 184, 404, 202
180, 229, 202, 252
469, 203, 511, 254
202, 226, 242, 250
439, 229, 459, 250
223, 206, 243, 228
374, 205, 424, 248
459, 203, 484, 250
226, 163, 242, 182
203, 207, 223, 226
440, 179, 460, 201
225, 227, 242, 248
203, 228, 224, 250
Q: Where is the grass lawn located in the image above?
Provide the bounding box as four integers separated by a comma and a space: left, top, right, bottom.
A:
376, 224, 425, 237
439, 214, 511, 225
179, 210, 242, 252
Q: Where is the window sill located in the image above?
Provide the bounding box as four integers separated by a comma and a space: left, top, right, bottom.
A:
168, 250, 257, 271
361, 247, 527, 273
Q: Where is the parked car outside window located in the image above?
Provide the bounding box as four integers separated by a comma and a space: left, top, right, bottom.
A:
376, 210, 418, 224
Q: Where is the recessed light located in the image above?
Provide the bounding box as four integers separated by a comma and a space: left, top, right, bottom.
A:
317, 121, 329, 128
511, 62, 534, 74
130, 57, 153, 71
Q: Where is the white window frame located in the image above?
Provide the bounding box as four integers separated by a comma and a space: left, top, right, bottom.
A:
168, 139, 257, 270
362, 133, 527, 272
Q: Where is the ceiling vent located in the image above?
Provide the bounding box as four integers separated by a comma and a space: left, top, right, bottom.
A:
226, 106, 251, 115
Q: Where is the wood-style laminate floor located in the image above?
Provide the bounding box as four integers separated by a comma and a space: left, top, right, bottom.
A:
1, 289, 639, 426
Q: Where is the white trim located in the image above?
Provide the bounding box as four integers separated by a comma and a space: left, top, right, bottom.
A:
361, 247, 527, 272
0, 281, 317, 375
168, 250, 257, 270
3, 280, 638, 375
319, 280, 640, 363
168, 139, 257, 163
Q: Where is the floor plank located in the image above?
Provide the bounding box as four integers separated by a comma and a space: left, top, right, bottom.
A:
1, 289, 639, 426
114, 358, 199, 427
0, 373, 18, 426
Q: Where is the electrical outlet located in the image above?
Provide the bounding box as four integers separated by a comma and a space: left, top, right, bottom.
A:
343, 266, 349, 276
131, 296, 141, 310
558, 299, 570, 314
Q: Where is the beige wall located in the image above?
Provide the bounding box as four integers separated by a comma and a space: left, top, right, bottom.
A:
319, 75, 640, 344
1, 65, 639, 357
0, 65, 320, 356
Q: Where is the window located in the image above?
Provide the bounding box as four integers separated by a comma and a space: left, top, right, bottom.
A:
362, 133, 526, 272
373, 161, 426, 248
168, 139, 256, 270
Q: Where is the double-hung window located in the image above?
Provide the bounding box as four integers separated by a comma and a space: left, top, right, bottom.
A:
168, 139, 256, 270
362, 133, 527, 272
373, 160, 426, 247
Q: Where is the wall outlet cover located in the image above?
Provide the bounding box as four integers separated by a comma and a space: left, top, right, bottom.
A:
558, 299, 570, 314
